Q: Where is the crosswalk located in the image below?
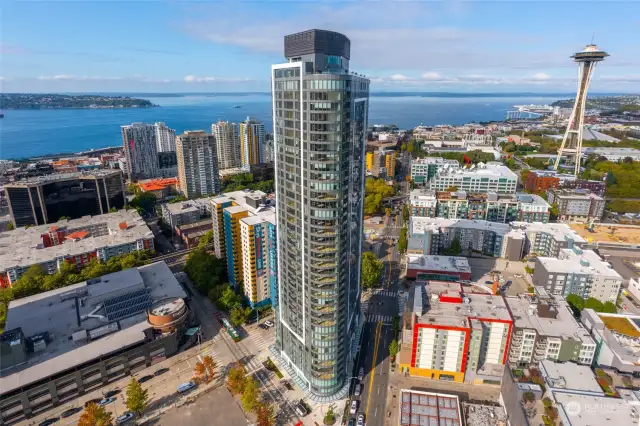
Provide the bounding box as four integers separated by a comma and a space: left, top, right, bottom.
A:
366, 314, 395, 324
249, 331, 275, 355
373, 289, 398, 297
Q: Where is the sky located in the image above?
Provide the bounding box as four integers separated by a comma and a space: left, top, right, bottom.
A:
1, 0, 639, 93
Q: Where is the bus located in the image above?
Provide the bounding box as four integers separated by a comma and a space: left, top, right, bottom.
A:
221, 317, 241, 342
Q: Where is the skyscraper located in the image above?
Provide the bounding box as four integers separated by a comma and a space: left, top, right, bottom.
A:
212, 121, 240, 170
121, 123, 159, 180
271, 29, 370, 399
175, 131, 220, 198
154, 122, 176, 152
239, 117, 265, 168
554, 44, 608, 176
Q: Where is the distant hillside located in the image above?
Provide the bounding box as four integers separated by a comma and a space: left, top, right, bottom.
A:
0, 93, 156, 109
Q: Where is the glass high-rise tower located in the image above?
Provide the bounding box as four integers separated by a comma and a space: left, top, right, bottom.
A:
271, 29, 370, 400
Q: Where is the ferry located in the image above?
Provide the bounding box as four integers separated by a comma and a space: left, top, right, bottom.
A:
232, 105, 241, 109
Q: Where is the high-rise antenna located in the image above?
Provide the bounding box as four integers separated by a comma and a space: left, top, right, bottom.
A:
591, 32, 595, 44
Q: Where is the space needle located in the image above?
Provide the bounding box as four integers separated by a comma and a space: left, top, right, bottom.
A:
553, 44, 609, 176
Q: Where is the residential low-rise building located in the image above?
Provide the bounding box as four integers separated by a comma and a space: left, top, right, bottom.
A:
505, 294, 596, 366
525, 170, 605, 196
427, 162, 518, 195
398, 282, 513, 384
137, 177, 180, 200
533, 247, 623, 302
511, 221, 586, 258
399, 390, 462, 426
160, 200, 207, 232
410, 157, 459, 184
0, 210, 153, 287
538, 359, 604, 396
409, 189, 549, 223
175, 219, 212, 248
547, 188, 606, 223
405, 255, 471, 281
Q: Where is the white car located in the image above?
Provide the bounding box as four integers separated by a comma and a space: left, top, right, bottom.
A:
354, 384, 362, 397
116, 412, 134, 424
97, 397, 116, 406
264, 320, 275, 328
357, 414, 365, 426
350, 400, 358, 414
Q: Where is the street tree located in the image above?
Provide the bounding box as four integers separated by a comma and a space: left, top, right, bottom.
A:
78, 403, 114, 426
361, 252, 383, 289
241, 377, 260, 412
255, 403, 276, 426
227, 363, 248, 395
389, 339, 399, 362
125, 377, 149, 416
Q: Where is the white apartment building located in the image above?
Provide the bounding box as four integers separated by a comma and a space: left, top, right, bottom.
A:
154, 122, 176, 153
533, 247, 623, 302
505, 294, 596, 366
176, 131, 220, 198
410, 158, 460, 184
212, 121, 240, 170
121, 123, 159, 180
428, 162, 518, 195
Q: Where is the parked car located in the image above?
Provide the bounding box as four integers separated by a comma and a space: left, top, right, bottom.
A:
350, 400, 358, 414
154, 368, 169, 376
97, 397, 116, 406
177, 381, 197, 393
347, 419, 356, 426
84, 398, 102, 407
295, 403, 309, 417
116, 412, 135, 424
137, 375, 154, 384
357, 413, 365, 426
60, 407, 82, 418
354, 384, 362, 397
358, 367, 364, 381
259, 323, 269, 330
282, 380, 294, 390
104, 389, 121, 398
39, 418, 59, 426
264, 320, 275, 328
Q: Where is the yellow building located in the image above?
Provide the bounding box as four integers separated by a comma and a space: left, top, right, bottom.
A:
223, 206, 249, 286
366, 152, 374, 172
385, 151, 397, 177
239, 117, 265, 168
240, 214, 275, 307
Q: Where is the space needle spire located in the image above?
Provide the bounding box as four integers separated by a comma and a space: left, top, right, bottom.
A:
554, 44, 608, 176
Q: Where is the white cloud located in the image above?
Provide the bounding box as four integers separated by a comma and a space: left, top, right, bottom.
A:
184, 75, 252, 83
532, 72, 552, 81
389, 74, 409, 81
36, 75, 122, 81
421, 72, 442, 80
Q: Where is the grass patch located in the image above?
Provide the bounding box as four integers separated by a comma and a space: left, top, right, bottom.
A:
264, 358, 284, 379
600, 315, 640, 337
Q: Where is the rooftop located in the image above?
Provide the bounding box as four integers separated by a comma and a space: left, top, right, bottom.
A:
411, 157, 460, 166
410, 282, 511, 329
406, 255, 470, 274
553, 393, 639, 426
411, 217, 512, 237
510, 221, 587, 244
537, 247, 622, 279
0, 262, 187, 395
462, 403, 508, 426
505, 294, 594, 344
4, 169, 122, 187
0, 210, 153, 272
399, 389, 462, 426
162, 199, 208, 215
549, 188, 605, 201
138, 177, 178, 192
210, 190, 275, 216
433, 162, 517, 180
540, 360, 603, 394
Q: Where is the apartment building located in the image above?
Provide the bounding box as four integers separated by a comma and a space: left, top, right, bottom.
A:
410, 157, 460, 184
410, 189, 549, 223
239, 117, 265, 168
240, 213, 277, 308
0, 210, 154, 287
121, 123, 159, 180
547, 188, 606, 223
427, 162, 518, 195
366, 149, 397, 178
405, 255, 471, 281
176, 131, 220, 198
533, 247, 622, 302
398, 282, 512, 384
505, 294, 596, 366
511, 221, 586, 257
212, 121, 240, 170
4, 170, 125, 227
160, 198, 211, 232
154, 122, 176, 153
525, 170, 605, 196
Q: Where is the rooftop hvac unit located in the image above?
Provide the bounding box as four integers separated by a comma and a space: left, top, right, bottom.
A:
33, 338, 47, 352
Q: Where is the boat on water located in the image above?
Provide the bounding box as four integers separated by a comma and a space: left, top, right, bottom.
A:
0, 112, 4, 118
232, 105, 241, 108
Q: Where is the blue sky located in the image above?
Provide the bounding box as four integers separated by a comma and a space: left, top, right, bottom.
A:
1, 1, 639, 93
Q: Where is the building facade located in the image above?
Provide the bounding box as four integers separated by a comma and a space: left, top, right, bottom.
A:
212, 121, 240, 170
121, 123, 159, 180
547, 188, 606, 223
154, 122, 176, 153
176, 131, 220, 198
5, 170, 125, 227
239, 117, 265, 168
271, 29, 369, 399
410, 157, 460, 184
240, 214, 276, 308
533, 247, 622, 302
427, 163, 518, 195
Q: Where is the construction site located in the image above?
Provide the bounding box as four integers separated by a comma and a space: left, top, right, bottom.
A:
570, 223, 640, 245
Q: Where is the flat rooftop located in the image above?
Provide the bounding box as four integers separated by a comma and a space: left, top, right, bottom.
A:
4, 169, 121, 187
0, 262, 187, 395
0, 210, 153, 271
211, 190, 275, 216
411, 282, 511, 328
241, 212, 276, 226
411, 157, 460, 166
406, 255, 470, 274
505, 295, 594, 344
511, 221, 587, 244
550, 188, 604, 201
433, 162, 517, 180
400, 389, 461, 426
462, 403, 508, 426
537, 248, 622, 279
569, 223, 640, 245
553, 393, 639, 426
411, 217, 512, 237
540, 360, 603, 394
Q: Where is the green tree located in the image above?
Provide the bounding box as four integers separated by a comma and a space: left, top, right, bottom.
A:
168, 195, 188, 204
389, 339, 399, 361
444, 238, 461, 255
6, 222, 15, 231
324, 404, 337, 425
129, 192, 157, 215
218, 286, 243, 312
566, 294, 585, 314
402, 204, 409, 224
184, 249, 226, 295
125, 377, 149, 416
255, 403, 276, 426
385, 207, 391, 217
361, 252, 383, 289
602, 301, 617, 314
585, 297, 604, 311
398, 227, 408, 254
549, 203, 559, 221
231, 306, 253, 326
198, 230, 213, 248
108, 207, 117, 213
241, 377, 260, 412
